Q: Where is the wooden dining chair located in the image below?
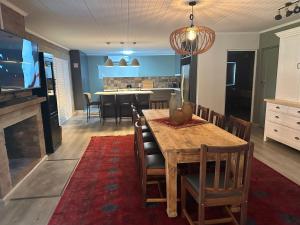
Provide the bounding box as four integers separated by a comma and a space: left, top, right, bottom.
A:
209, 110, 226, 129
149, 100, 169, 109
135, 122, 166, 205
227, 116, 252, 142
181, 143, 254, 225
132, 108, 158, 152
197, 105, 210, 121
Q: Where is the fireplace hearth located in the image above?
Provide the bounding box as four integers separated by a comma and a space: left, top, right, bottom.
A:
0, 97, 46, 198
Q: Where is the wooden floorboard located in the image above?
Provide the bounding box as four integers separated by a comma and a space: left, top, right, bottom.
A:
0, 111, 299, 225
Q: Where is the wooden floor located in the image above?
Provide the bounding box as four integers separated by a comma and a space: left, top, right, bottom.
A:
0, 111, 299, 225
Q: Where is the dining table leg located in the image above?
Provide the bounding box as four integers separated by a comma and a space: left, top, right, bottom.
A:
165, 152, 178, 218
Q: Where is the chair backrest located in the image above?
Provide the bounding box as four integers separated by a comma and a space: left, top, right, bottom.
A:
83, 92, 92, 105
199, 143, 254, 201
117, 94, 133, 104
227, 116, 252, 142
134, 122, 146, 168
101, 95, 116, 105
149, 100, 169, 109
132, 108, 143, 124
136, 94, 150, 104
197, 105, 210, 120
209, 110, 226, 129
189, 102, 196, 114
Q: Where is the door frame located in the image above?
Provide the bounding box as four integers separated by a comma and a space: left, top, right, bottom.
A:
225, 49, 258, 122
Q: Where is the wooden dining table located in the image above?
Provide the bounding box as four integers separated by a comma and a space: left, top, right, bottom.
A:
142, 109, 247, 218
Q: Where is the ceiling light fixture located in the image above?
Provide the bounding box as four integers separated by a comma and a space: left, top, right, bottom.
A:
275, 10, 283, 20
169, 0, 215, 55
131, 58, 140, 67
104, 58, 113, 67
275, 1, 299, 20
294, 3, 300, 13
119, 58, 128, 67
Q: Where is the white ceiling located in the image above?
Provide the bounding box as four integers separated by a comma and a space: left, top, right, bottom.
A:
7, 0, 300, 55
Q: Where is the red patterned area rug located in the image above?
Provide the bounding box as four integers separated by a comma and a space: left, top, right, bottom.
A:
48, 135, 300, 225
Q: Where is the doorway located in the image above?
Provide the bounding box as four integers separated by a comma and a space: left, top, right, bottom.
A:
225, 51, 256, 121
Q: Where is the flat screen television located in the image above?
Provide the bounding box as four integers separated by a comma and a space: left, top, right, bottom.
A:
0, 29, 40, 92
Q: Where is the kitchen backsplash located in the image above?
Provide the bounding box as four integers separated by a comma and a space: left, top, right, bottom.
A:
103, 76, 181, 90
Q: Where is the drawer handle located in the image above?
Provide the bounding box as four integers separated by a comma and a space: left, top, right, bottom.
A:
275, 116, 279, 119
297, 122, 300, 125
298, 111, 300, 114
274, 129, 278, 132
295, 137, 300, 141
276, 106, 280, 109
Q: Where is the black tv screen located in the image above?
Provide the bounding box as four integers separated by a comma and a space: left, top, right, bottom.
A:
0, 29, 40, 92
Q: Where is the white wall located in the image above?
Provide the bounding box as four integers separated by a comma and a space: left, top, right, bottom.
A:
53, 57, 74, 124
197, 32, 259, 114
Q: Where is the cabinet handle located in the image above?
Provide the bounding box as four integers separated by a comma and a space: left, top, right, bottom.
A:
297, 122, 300, 125
298, 111, 300, 114
295, 137, 300, 140
297, 63, 300, 70
276, 106, 280, 109
275, 116, 279, 119
274, 129, 278, 132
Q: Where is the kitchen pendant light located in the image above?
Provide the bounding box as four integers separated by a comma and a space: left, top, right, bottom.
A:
104, 58, 113, 67
169, 1, 215, 55
119, 58, 128, 67
131, 58, 140, 67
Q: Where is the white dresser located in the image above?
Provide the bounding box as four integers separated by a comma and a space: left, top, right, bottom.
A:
264, 99, 300, 151
263, 27, 300, 151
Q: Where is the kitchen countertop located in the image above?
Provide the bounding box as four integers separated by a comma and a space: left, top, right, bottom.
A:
141, 88, 180, 91
103, 87, 180, 92
95, 90, 154, 95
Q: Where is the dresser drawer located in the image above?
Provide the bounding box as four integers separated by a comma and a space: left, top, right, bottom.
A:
288, 130, 300, 149
287, 106, 300, 118
265, 121, 300, 150
265, 122, 287, 140
267, 111, 300, 131
267, 103, 288, 113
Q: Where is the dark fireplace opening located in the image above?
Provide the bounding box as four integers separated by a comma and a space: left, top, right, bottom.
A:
4, 116, 43, 186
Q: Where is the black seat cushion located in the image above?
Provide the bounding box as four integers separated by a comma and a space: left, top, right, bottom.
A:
185, 173, 241, 199
142, 132, 154, 142
142, 125, 150, 132
144, 142, 160, 155
146, 154, 165, 169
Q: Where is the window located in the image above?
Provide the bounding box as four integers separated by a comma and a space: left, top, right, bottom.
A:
226, 62, 236, 86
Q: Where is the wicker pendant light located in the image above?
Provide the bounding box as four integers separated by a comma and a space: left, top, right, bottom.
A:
104, 58, 113, 67
131, 58, 140, 67
119, 58, 128, 66
169, 1, 215, 55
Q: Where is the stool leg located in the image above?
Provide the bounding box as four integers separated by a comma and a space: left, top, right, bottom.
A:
86, 105, 88, 122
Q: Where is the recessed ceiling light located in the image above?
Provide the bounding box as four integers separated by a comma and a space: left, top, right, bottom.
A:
123, 50, 134, 55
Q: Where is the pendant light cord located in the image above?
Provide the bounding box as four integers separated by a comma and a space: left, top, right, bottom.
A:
189, 5, 194, 27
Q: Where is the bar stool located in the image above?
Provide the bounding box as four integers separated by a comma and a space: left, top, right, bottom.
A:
100, 95, 117, 124
117, 94, 133, 123
137, 94, 150, 115
83, 92, 101, 122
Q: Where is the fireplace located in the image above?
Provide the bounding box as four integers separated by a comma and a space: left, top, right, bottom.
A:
0, 97, 46, 198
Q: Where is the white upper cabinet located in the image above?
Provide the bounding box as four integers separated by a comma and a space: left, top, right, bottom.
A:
275, 27, 300, 102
